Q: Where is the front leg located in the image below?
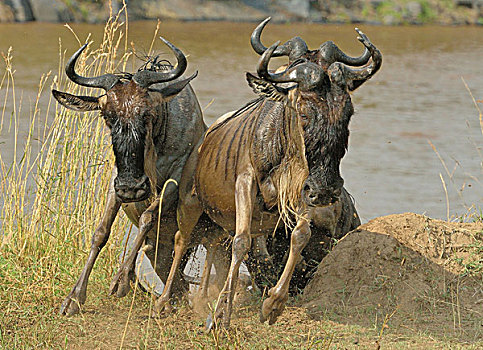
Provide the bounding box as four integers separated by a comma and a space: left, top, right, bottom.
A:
260, 217, 311, 325
210, 171, 256, 329
60, 173, 121, 316
109, 198, 160, 298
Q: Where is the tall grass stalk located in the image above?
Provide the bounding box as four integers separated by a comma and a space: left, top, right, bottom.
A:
0, 7, 133, 347
429, 80, 483, 222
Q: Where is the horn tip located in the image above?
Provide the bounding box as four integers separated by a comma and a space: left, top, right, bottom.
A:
159, 36, 175, 49
257, 17, 271, 28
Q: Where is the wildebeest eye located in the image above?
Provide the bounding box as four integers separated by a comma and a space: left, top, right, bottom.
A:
300, 114, 309, 123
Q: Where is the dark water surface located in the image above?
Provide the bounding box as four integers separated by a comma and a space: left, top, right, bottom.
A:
0, 21, 482, 221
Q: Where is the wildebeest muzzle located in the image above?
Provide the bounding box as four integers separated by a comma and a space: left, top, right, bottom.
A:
114, 174, 151, 203
302, 178, 343, 207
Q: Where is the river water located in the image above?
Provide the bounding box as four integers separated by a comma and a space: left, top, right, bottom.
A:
0, 21, 482, 222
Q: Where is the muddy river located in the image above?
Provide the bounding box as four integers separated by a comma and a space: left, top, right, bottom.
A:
0, 21, 482, 221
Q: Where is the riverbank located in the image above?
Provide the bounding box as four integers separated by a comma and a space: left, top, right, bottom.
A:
0, 0, 482, 25
1, 213, 481, 348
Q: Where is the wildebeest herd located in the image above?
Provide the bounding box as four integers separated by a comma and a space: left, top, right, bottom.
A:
52, 17, 381, 328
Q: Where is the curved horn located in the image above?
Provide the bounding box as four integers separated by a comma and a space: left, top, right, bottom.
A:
251, 17, 309, 61
319, 34, 371, 67
337, 46, 371, 66
66, 43, 120, 90
251, 17, 290, 57
258, 41, 323, 90
133, 37, 187, 88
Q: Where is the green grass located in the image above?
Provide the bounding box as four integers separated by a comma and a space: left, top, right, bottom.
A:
1, 5, 482, 350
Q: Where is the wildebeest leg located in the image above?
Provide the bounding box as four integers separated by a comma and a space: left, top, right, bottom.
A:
260, 218, 311, 325
109, 198, 160, 298
154, 192, 203, 312
197, 237, 221, 300
213, 243, 230, 292
211, 171, 256, 329
246, 234, 278, 291
191, 236, 221, 313
60, 175, 121, 316
200, 246, 216, 298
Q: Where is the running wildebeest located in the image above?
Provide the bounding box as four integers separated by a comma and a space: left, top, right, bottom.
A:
243, 18, 367, 294
154, 24, 382, 328
52, 38, 206, 316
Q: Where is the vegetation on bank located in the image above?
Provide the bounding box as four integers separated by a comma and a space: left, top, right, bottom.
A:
0, 0, 482, 25
327, 0, 483, 25
0, 5, 482, 349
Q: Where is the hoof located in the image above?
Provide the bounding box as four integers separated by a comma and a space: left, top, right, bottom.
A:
154, 295, 170, 313
59, 284, 86, 316
109, 266, 133, 298
59, 297, 81, 316
260, 292, 288, 325
59, 288, 85, 317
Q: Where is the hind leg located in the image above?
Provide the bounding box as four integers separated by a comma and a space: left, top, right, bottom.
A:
191, 236, 220, 315
109, 198, 160, 298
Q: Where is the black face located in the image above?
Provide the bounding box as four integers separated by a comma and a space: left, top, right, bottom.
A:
51, 38, 199, 204
102, 83, 153, 203
297, 91, 350, 207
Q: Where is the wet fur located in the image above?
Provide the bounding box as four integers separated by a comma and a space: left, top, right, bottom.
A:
53, 51, 206, 316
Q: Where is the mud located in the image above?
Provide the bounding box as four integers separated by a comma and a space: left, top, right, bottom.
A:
302, 213, 483, 342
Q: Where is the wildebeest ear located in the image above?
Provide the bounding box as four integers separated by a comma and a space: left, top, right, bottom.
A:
150, 71, 198, 100
52, 90, 100, 111
245, 72, 287, 102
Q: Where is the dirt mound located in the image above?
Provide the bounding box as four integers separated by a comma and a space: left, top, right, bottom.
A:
303, 213, 483, 342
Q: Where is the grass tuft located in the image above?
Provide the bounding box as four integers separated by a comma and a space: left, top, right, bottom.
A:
0, 5, 134, 348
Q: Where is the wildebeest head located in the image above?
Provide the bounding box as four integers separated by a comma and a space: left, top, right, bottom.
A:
52, 38, 197, 203
248, 41, 357, 207
249, 19, 379, 207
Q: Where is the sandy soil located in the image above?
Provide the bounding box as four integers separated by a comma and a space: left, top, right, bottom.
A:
303, 213, 483, 343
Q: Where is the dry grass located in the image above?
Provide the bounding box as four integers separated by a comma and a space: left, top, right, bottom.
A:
0, 5, 134, 348
1, 4, 482, 350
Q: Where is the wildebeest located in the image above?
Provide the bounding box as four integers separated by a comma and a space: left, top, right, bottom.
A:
154, 22, 381, 328
52, 38, 206, 316
242, 18, 367, 294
